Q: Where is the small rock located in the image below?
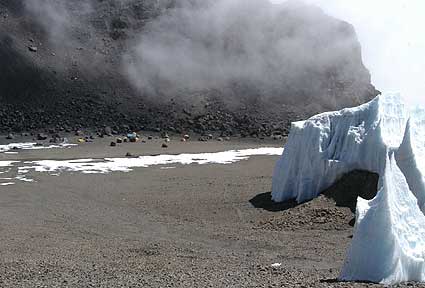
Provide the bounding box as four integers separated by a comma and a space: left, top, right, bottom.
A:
147, 135, 153, 140
125, 152, 133, 157
127, 132, 138, 142
104, 126, 113, 136
183, 134, 190, 140
37, 133, 48, 140
217, 137, 224, 142
161, 143, 168, 148
6, 133, 14, 140
28, 46, 38, 52
116, 138, 123, 144
110, 141, 117, 147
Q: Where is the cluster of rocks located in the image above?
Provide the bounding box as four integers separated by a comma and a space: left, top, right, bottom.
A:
0, 97, 292, 141
110, 131, 140, 147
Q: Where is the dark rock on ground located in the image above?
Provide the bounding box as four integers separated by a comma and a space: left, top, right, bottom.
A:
36, 133, 48, 140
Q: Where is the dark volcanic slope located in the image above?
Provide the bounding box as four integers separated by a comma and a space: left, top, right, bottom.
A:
0, 0, 378, 135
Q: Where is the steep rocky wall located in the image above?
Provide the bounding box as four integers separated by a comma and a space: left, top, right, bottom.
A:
0, 0, 378, 134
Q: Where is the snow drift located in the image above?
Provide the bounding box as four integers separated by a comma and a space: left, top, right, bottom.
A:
271, 93, 425, 284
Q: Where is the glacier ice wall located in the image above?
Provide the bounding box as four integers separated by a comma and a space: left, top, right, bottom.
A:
340, 154, 425, 284
271, 93, 425, 284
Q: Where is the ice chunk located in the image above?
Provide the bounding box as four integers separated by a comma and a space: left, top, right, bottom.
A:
340, 154, 425, 284
271, 93, 425, 284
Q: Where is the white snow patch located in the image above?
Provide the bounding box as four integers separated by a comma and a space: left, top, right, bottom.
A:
271, 93, 425, 284
0, 148, 281, 185
19, 147, 283, 175
0, 142, 76, 154
160, 166, 176, 170
15, 175, 35, 183
0, 161, 17, 167
0, 182, 14, 186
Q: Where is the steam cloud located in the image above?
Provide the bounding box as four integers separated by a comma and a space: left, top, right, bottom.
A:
22, 0, 376, 110
125, 0, 370, 108
24, 0, 93, 45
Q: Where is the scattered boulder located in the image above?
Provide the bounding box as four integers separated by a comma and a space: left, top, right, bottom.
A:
37, 133, 48, 140
127, 132, 138, 142
104, 126, 113, 136
28, 46, 37, 52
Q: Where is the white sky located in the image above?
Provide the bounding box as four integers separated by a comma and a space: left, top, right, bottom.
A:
270, 0, 424, 104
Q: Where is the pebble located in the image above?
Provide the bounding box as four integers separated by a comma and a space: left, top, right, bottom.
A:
37, 133, 48, 140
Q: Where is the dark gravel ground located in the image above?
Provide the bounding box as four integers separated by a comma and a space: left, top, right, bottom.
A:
0, 140, 424, 287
